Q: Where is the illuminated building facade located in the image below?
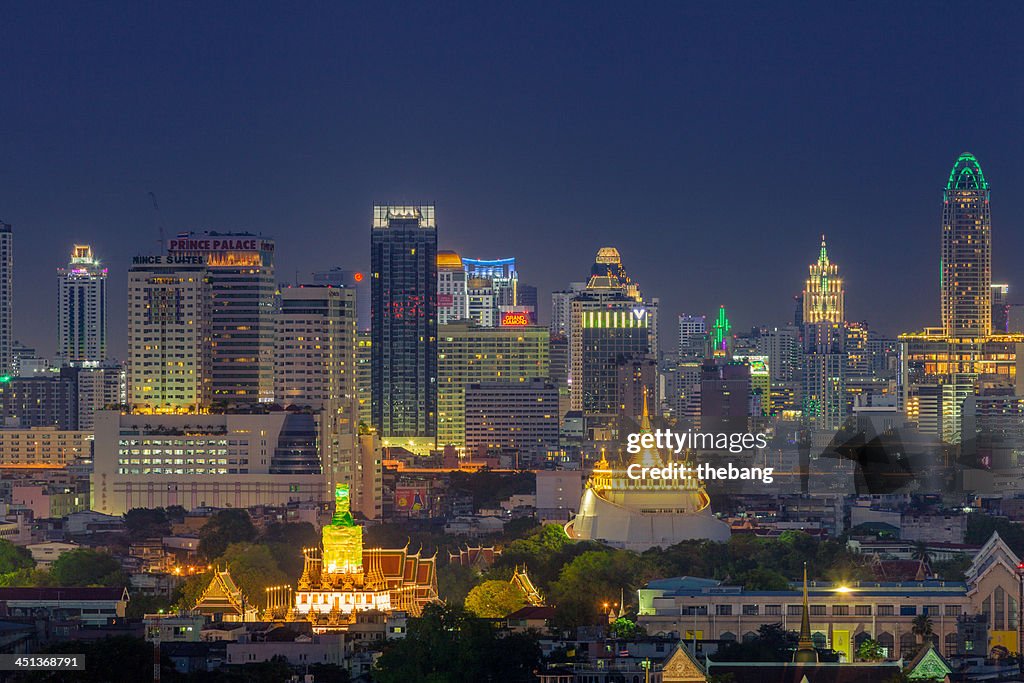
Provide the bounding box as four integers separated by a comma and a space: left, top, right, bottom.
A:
802, 236, 844, 324
91, 410, 326, 515
436, 250, 468, 325
463, 257, 517, 324
275, 285, 356, 411
900, 154, 1024, 443
437, 320, 549, 450
288, 484, 438, 631
992, 283, 1010, 334
941, 152, 992, 337
57, 245, 107, 366
311, 267, 370, 331
167, 233, 276, 405
464, 380, 559, 466
0, 427, 92, 468
678, 314, 707, 359
370, 205, 437, 443
0, 222, 11, 375
127, 258, 211, 412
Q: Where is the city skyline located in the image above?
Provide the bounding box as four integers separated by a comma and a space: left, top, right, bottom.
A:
3, 3, 1024, 359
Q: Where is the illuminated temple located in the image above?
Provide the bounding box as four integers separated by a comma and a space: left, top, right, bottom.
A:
565, 392, 730, 550
286, 485, 439, 630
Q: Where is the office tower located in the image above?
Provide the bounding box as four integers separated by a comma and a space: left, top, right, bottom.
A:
803, 235, 844, 324
91, 411, 327, 515
0, 222, 11, 374
734, 354, 771, 417
275, 285, 356, 410
166, 233, 276, 404
312, 267, 371, 331
437, 320, 549, 450
436, 251, 469, 325
57, 245, 107, 366
678, 314, 707, 359
844, 321, 870, 377
463, 257, 518, 322
992, 284, 1010, 334
549, 334, 569, 385
569, 248, 655, 429
127, 255, 211, 412
757, 326, 801, 382
550, 282, 586, 337
370, 205, 438, 445
464, 379, 559, 467
942, 152, 992, 337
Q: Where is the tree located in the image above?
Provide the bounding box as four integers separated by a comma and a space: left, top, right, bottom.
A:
123, 507, 171, 540
373, 603, 540, 683
49, 549, 126, 587
737, 567, 790, 591
439, 562, 478, 606
464, 580, 527, 618
608, 617, 644, 640
198, 509, 257, 560
712, 623, 797, 662
258, 522, 319, 580
220, 542, 290, 610
0, 539, 34, 574
856, 638, 885, 662
911, 614, 933, 643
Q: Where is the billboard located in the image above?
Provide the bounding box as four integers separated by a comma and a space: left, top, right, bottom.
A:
395, 487, 428, 513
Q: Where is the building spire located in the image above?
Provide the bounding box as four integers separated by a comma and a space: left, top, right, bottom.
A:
793, 562, 818, 663
640, 386, 652, 432
818, 234, 828, 265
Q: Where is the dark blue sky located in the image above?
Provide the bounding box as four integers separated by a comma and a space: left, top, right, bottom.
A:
2, 2, 1023, 358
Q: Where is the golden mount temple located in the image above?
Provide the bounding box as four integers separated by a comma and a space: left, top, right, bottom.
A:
194, 483, 434, 632
566, 390, 731, 550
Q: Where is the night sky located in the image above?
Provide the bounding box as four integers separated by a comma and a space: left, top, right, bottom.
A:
2, 2, 1023, 359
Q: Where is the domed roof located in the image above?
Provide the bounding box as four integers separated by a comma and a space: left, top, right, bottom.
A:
946, 152, 988, 191
436, 250, 463, 269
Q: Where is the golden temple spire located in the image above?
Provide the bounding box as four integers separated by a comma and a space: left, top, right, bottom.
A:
793, 562, 818, 663
640, 386, 652, 433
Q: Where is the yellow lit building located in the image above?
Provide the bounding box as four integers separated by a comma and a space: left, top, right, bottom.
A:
0, 428, 92, 468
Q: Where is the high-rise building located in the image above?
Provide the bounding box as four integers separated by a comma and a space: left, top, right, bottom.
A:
464, 379, 559, 467
803, 236, 844, 324
0, 222, 11, 375
678, 315, 707, 359
437, 320, 549, 450
436, 251, 469, 325
57, 245, 107, 366
517, 285, 538, 321
941, 152, 992, 337
127, 255, 211, 412
355, 330, 372, 427
75, 362, 126, 431
274, 285, 356, 410
900, 154, 1024, 443
466, 277, 496, 327
0, 368, 79, 429
802, 237, 847, 431
370, 205, 438, 444
550, 282, 586, 338
700, 358, 751, 433
166, 233, 276, 404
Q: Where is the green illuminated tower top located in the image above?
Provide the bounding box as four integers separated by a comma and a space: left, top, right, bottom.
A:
330, 484, 355, 528
711, 305, 731, 352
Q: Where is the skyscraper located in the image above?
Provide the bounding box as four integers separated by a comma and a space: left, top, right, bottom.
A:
678, 314, 707, 359
57, 245, 107, 366
941, 152, 992, 337
167, 233, 276, 404
0, 222, 12, 375
371, 205, 438, 445
463, 257, 518, 322
803, 236, 844, 324
801, 238, 846, 431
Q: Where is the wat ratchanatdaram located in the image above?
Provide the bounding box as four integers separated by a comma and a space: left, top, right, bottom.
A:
565, 392, 731, 550
192, 484, 439, 631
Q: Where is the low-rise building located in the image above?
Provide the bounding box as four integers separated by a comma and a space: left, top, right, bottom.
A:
0, 587, 128, 626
